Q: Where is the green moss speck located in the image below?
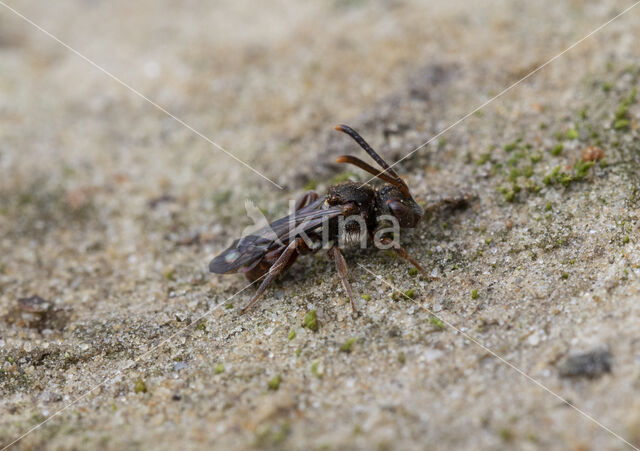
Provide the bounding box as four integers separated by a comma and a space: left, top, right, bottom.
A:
561, 272, 568, 280
196, 321, 207, 331
550, 143, 563, 156
408, 267, 418, 276
397, 352, 406, 364
404, 289, 416, 299
499, 428, 514, 442
503, 142, 518, 152
471, 289, 479, 300
287, 329, 296, 341
616, 103, 629, 119
430, 317, 445, 331
602, 82, 612, 92
304, 180, 318, 190
476, 153, 492, 165
526, 182, 542, 193
340, 338, 357, 353
543, 161, 593, 187
545, 201, 552, 212
268, 374, 282, 390
623, 235, 630, 244
574, 160, 594, 180
565, 129, 579, 140
360, 294, 371, 301
311, 361, 323, 379
134, 378, 147, 394
255, 423, 291, 447
613, 119, 630, 130
303, 309, 318, 332
215, 363, 224, 374
615, 87, 636, 123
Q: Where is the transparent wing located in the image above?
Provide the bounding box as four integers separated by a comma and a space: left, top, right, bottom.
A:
209, 197, 342, 274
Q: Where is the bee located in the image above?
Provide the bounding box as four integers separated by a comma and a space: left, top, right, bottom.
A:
209, 125, 467, 315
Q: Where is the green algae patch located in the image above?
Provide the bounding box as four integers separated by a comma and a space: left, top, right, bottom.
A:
311, 361, 323, 379
303, 310, 318, 332
565, 129, 579, 140
430, 317, 445, 331
550, 143, 563, 156
268, 374, 282, 390
134, 378, 147, 394
340, 338, 357, 353
613, 119, 630, 130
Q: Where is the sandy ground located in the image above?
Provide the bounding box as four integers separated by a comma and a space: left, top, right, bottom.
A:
2, 0, 640, 449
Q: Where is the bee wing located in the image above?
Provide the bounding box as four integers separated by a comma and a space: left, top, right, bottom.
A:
209, 197, 342, 274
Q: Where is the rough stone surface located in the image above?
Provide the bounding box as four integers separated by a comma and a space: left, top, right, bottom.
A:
2, 1, 640, 450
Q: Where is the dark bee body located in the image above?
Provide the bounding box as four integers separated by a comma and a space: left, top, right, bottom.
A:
209, 125, 451, 315
325, 182, 376, 239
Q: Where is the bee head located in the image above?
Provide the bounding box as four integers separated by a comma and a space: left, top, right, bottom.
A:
377, 185, 423, 228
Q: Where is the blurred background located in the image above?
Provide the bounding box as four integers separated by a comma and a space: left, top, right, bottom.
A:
2, 1, 640, 449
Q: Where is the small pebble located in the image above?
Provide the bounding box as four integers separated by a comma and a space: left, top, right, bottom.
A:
558, 346, 612, 379
18, 295, 51, 313
581, 146, 604, 162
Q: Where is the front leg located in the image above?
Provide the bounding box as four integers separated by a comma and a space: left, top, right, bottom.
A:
379, 237, 438, 281
328, 246, 358, 317
423, 192, 471, 213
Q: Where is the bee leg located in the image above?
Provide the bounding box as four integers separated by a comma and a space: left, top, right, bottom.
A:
328, 246, 358, 317
294, 191, 319, 211
380, 237, 438, 281
424, 192, 471, 212
241, 238, 302, 314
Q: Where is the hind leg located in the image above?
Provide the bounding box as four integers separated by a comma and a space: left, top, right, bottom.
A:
241, 238, 303, 314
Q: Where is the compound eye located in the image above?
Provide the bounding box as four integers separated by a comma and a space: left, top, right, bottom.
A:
387, 200, 415, 227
